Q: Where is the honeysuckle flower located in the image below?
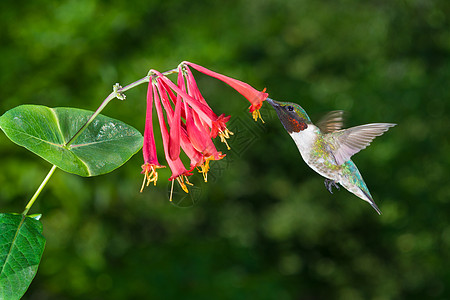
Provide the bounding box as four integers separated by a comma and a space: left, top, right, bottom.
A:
210, 114, 232, 148
157, 73, 216, 127
168, 81, 182, 161
155, 70, 234, 149
183, 66, 234, 146
156, 70, 225, 181
141, 81, 165, 192
140, 62, 268, 196
183, 61, 269, 122
153, 80, 193, 193
184, 66, 213, 111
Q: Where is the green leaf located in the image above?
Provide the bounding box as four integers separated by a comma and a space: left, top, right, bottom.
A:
0, 105, 143, 176
0, 213, 46, 300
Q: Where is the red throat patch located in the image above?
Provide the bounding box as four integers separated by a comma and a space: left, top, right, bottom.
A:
289, 119, 308, 132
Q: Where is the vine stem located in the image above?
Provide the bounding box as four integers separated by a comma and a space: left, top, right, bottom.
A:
22, 165, 57, 216
22, 67, 179, 214
65, 77, 148, 147
66, 68, 178, 147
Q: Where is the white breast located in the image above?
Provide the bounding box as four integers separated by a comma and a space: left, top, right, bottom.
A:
290, 125, 319, 162
289, 125, 337, 181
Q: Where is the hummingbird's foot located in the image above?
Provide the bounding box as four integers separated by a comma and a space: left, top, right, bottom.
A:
324, 179, 340, 194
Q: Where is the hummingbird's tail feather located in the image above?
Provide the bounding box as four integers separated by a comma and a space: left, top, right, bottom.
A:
361, 189, 382, 215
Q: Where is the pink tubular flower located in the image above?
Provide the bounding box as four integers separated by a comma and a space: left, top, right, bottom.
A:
183, 65, 233, 147
154, 69, 233, 150
141, 81, 165, 192
153, 81, 193, 193
183, 61, 269, 122
159, 69, 225, 181
140, 62, 266, 195
168, 84, 182, 161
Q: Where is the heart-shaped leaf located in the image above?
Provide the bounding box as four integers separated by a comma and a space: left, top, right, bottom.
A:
0, 105, 143, 176
0, 213, 46, 300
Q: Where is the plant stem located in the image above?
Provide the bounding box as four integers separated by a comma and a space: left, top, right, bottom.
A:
22, 165, 57, 216
65, 68, 177, 147
22, 67, 179, 215
65, 77, 148, 147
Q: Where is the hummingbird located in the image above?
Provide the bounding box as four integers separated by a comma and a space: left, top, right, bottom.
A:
266, 98, 396, 214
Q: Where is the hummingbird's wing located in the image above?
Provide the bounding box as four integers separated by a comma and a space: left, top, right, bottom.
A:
317, 110, 345, 133
325, 123, 396, 165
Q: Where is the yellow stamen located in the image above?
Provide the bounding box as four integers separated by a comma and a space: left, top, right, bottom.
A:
140, 174, 148, 193
175, 175, 194, 195
251, 108, 265, 123
218, 128, 234, 150
197, 156, 214, 182
140, 165, 164, 192
169, 180, 174, 202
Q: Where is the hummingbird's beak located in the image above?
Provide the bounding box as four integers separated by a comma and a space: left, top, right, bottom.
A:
265, 98, 279, 108
266, 98, 287, 126
266, 98, 275, 106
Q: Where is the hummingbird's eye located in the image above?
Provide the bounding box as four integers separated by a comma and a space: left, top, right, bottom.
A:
287, 105, 294, 112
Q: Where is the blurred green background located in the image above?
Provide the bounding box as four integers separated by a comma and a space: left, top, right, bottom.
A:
1, 0, 449, 299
